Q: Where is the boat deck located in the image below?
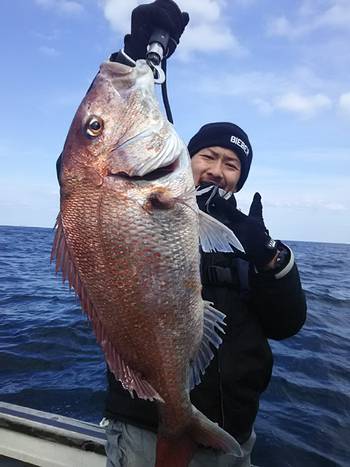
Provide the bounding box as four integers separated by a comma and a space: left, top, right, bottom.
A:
0, 402, 106, 466
0, 454, 38, 466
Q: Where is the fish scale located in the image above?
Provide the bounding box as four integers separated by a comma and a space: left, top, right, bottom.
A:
63, 186, 200, 386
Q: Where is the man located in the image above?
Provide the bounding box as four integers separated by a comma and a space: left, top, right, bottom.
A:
102, 1, 307, 466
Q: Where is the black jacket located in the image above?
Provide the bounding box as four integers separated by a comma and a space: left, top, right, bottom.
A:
104, 206, 307, 444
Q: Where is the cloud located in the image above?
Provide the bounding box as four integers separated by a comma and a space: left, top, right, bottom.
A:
99, 0, 245, 59
315, 0, 350, 29
281, 147, 350, 163
260, 199, 348, 212
197, 68, 334, 118
198, 70, 286, 98
176, 0, 222, 24
101, 0, 138, 33
267, 15, 299, 39
33, 30, 60, 41
178, 24, 245, 60
323, 202, 347, 211
267, 0, 350, 39
339, 92, 350, 115
237, 192, 348, 219
251, 98, 274, 115
275, 92, 332, 118
39, 45, 60, 57
234, 0, 257, 6
236, 166, 350, 217
35, 0, 84, 14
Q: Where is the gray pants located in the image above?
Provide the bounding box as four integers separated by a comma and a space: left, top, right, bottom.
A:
104, 419, 256, 467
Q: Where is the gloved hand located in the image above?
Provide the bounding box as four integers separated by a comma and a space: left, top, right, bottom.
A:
196, 184, 279, 270
123, 0, 189, 61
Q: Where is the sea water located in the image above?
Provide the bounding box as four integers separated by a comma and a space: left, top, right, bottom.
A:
0, 226, 349, 466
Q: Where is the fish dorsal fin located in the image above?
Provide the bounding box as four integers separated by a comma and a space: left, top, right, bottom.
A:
51, 215, 163, 402
198, 210, 244, 253
189, 301, 226, 389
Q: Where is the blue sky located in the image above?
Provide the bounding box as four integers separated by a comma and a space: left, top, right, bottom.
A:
0, 0, 349, 243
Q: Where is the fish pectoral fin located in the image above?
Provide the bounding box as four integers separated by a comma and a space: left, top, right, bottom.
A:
51, 214, 163, 403
189, 302, 226, 389
198, 210, 244, 253
51, 213, 81, 289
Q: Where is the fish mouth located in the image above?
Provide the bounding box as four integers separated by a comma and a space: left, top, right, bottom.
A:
108, 158, 179, 182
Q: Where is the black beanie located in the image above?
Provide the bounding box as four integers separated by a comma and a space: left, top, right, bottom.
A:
188, 122, 253, 191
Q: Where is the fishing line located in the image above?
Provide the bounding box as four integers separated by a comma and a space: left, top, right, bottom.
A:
161, 59, 174, 124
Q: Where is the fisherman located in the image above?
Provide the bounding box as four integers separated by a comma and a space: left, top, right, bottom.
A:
100, 1, 307, 466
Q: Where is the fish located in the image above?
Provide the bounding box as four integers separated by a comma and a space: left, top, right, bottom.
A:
52, 59, 244, 466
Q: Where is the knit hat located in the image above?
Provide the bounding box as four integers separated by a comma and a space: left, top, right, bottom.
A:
188, 122, 253, 191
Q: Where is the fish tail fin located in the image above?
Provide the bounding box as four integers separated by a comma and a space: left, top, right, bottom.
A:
190, 406, 242, 455
155, 435, 196, 467
155, 407, 242, 467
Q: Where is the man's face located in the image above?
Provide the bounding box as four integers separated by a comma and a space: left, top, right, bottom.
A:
191, 146, 241, 192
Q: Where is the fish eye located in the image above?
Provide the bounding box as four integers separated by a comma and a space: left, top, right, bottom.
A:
85, 115, 104, 137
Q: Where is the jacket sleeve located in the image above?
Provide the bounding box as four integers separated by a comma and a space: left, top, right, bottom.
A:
248, 245, 307, 340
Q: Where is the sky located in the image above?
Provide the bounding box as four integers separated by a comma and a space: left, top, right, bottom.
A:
0, 0, 349, 243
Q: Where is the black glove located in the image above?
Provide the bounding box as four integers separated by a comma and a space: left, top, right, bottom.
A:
248, 192, 265, 226
196, 184, 278, 269
121, 0, 189, 62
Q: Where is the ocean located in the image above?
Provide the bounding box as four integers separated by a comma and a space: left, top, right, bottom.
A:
0, 225, 349, 466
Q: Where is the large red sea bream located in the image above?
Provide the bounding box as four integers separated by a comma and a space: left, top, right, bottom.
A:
52, 60, 243, 466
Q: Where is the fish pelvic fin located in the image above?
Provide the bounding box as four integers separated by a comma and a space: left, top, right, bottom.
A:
198, 210, 245, 253
189, 301, 226, 390
155, 407, 243, 467
51, 214, 163, 403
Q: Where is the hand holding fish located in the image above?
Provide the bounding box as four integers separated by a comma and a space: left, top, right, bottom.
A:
123, 0, 189, 61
